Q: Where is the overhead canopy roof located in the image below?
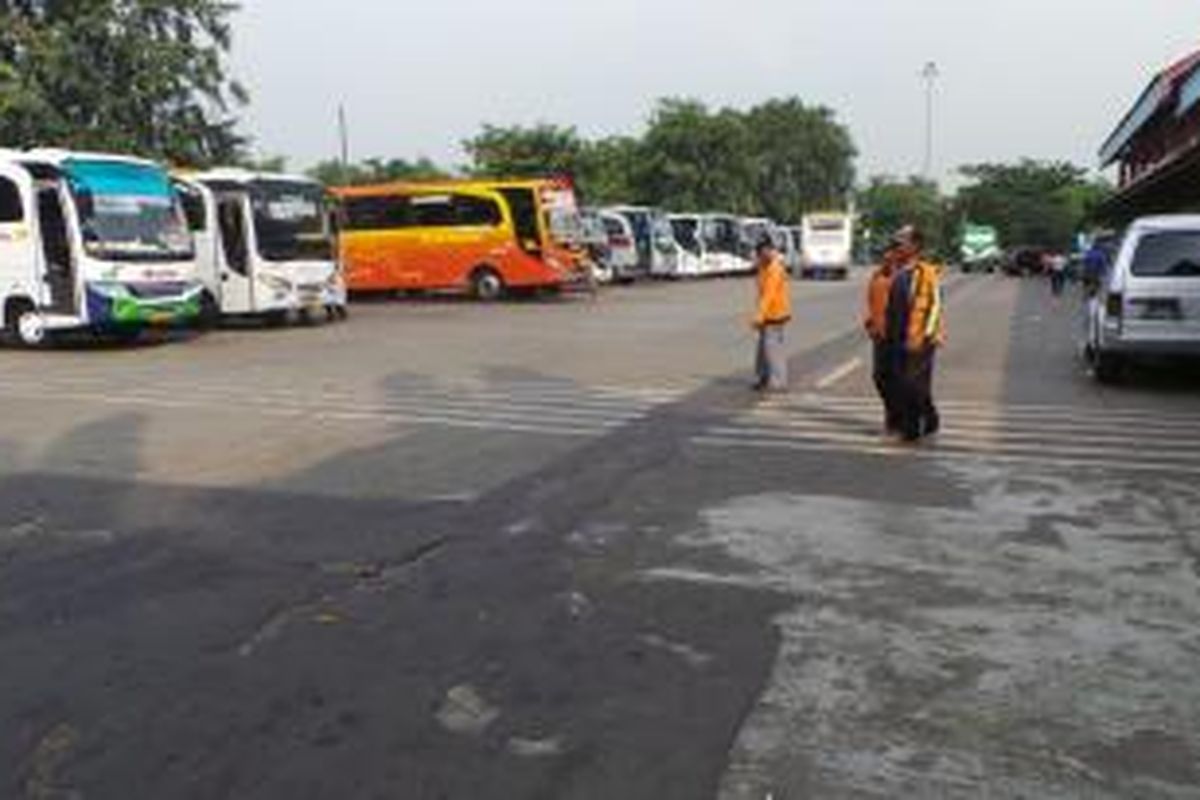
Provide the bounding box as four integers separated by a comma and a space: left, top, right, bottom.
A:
1099, 49, 1200, 167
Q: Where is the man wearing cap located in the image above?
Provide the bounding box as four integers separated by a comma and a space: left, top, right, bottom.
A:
751, 236, 792, 392
884, 226, 945, 442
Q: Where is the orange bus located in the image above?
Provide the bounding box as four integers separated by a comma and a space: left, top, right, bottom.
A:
332, 178, 588, 300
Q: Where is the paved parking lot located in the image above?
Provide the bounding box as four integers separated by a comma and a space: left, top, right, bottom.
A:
2, 274, 1199, 799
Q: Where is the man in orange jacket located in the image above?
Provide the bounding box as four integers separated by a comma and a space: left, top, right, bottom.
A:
751, 236, 792, 392
864, 243, 901, 435
884, 226, 945, 442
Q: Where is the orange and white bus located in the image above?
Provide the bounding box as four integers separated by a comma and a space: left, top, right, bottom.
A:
333, 178, 587, 300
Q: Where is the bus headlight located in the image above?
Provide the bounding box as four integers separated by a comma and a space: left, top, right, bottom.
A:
258, 273, 293, 293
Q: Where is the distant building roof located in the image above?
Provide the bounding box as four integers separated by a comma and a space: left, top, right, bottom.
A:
1099, 49, 1200, 166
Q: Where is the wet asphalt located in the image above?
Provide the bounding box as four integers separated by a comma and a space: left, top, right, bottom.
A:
1, 274, 1199, 799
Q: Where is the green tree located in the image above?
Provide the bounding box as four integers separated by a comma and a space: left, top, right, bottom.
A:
635, 99, 754, 213
858, 176, 947, 256
742, 98, 856, 222
956, 160, 1111, 250
0, 0, 248, 165
241, 155, 289, 174
575, 136, 641, 205
463, 123, 585, 179
307, 156, 449, 187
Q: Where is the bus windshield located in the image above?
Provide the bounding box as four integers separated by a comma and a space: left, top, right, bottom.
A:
251, 181, 333, 262
66, 159, 194, 263
671, 218, 701, 255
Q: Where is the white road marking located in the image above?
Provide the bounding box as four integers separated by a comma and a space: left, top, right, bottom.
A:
690, 435, 1200, 476
763, 393, 1200, 426
813, 357, 863, 391
729, 413, 1200, 449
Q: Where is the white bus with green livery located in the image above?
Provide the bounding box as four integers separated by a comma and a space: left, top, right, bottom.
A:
0, 149, 203, 346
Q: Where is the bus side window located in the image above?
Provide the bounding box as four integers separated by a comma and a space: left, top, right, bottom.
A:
498, 188, 540, 254
344, 196, 410, 230
454, 195, 502, 227
410, 195, 456, 227
0, 177, 23, 223
177, 185, 206, 232
217, 198, 249, 275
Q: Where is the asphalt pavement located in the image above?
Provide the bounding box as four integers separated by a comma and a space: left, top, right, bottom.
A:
1, 273, 1198, 799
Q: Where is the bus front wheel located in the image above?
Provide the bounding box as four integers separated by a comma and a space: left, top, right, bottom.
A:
470, 267, 505, 302
5, 300, 47, 348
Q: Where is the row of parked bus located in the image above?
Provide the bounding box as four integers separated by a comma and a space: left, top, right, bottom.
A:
0, 147, 854, 347
0, 148, 348, 346
578, 207, 854, 284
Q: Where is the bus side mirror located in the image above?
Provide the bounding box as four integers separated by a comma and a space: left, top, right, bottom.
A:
75, 190, 94, 219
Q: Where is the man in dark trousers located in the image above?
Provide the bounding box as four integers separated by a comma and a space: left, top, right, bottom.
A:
884, 226, 945, 442
864, 242, 901, 436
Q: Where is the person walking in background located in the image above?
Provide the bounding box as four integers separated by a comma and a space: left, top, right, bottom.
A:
864, 243, 901, 436
1049, 252, 1068, 297
751, 236, 793, 393
885, 226, 945, 442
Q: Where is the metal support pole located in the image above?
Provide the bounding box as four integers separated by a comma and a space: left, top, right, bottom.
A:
922, 62, 940, 181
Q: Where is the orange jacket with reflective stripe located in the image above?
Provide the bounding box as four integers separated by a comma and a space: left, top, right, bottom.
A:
906, 260, 946, 350
863, 264, 894, 341
754, 257, 792, 327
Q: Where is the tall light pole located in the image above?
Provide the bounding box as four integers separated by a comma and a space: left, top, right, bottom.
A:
338, 103, 350, 171
921, 61, 940, 182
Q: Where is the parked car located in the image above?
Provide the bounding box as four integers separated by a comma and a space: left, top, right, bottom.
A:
605, 206, 678, 279
598, 210, 639, 283
1086, 215, 1200, 382
579, 209, 614, 284
1004, 247, 1046, 277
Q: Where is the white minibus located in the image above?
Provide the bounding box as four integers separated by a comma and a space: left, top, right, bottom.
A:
175, 169, 347, 324
0, 149, 203, 346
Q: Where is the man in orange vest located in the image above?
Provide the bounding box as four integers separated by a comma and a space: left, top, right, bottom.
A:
884, 226, 945, 442
751, 236, 792, 392
864, 242, 901, 435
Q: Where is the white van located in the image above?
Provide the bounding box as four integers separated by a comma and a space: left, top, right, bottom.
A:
175, 169, 347, 324
598, 211, 639, 283
0, 149, 203, 346
606, 206, 679, 279
1087, 215, 1200, 382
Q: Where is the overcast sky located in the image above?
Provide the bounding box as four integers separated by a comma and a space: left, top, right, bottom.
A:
231, 1, 1200, 185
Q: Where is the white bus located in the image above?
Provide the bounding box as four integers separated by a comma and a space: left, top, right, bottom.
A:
175, 169, 347, 324
739, 217, 779, 275
667, 214, 707, 278
800, 212, 854, 280
668, 214, 752, 277
0, 149, 203, 346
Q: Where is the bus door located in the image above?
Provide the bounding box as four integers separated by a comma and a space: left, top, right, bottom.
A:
35, 179, 75, 314
214, 191, 254, 313
0, 164, 39, 303
499, 188, 542, 256
177, 181, 220, 299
